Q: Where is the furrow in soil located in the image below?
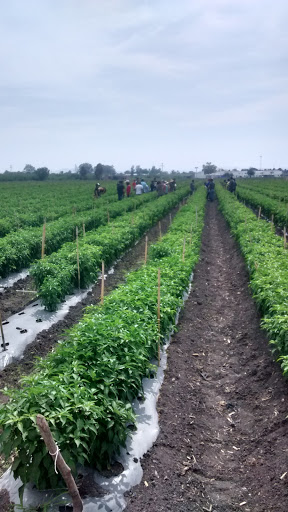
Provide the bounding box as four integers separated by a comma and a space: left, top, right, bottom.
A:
124, 201, 288, 512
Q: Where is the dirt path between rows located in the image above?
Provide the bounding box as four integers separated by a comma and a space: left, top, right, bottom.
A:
124, 201, 288, 512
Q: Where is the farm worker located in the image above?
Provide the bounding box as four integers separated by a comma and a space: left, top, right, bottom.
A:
150, 180, 156, 192
190, 180, 195, 195
169, 179, 176, 192
132, 179, 137, 191
126, 181, 131, 197
207, 179, 215, 201
135, 182, 144, 195
163, 181, 168, 194
117, 180, 125, 201
156, 181, 163, 197
94, 183, 100, 198
228, 178, 237, 194
141, 179, 149, 193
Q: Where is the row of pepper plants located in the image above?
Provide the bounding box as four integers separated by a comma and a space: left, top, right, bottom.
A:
0, 186, 206, 498
235, 184, 288, 228
238, 178, 288, 202
0, 181, 116, 237
216, 183, 288, 373
32, 186, 191, 310
0, 191, 158, 278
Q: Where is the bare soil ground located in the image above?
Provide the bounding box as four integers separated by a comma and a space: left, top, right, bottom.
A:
124, 201, 288, 512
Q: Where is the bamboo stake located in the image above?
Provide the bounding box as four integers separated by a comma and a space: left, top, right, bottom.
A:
271, 214, 274, 231
76, 227, 81, 291
16, 289, 37, 293
258, 206, 261, 220
36, 415, 83, 512
41, 219, 46, 259
159, 221, 162, 241
0, 313, 7, 351
182, 237, 186, 262
169, 213, 172, 225
284, 226, 287, 249
157, 268, 161, 366
144, 236, 148, 264
101, 261, 105, 304
83, 223, 85, 237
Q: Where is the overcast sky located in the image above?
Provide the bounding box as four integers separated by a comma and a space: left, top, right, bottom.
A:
1, 0, 288, 172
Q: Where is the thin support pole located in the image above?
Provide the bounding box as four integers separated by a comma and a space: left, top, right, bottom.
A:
0, 313, 7, 352
258, 206, 261, 220
144, 236, 148, 264
159, 221, 162, 241
284, 226, 287, 250
41, 219, 46, 259
36, 415, 83, 512
76, 227, 80, 291
157, 268, 161, 367
101, 261, 105, 304
182, 237, 186, 262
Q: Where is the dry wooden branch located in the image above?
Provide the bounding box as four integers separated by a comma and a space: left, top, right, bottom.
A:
36, 414, 83, 512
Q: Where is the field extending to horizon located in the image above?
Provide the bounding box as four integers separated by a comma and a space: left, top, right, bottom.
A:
0, 178, 288, 512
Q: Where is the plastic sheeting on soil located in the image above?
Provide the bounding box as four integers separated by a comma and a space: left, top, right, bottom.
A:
0, 275, 193, 512
0, 270, 29, 293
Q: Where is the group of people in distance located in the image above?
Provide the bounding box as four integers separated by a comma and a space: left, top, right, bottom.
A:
116, 178, 177, 201
224, 177, 237, 194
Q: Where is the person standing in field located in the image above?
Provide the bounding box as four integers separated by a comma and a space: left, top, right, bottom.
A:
132, 179, 137, 192
126, 181, 131, 197
207, 178, 215, 201
156, 181, 163, 197
117, 180, 125, 201
190, 180, 195, 195
141, 179, 149, 193
135, 182, 144, 195
228, 178, 237, 194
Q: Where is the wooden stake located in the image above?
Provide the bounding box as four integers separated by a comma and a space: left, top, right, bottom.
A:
76, 227, 80, 291
83, 223, 85, 237
36, 415, 83, 512
284, 226, 287, 249
271, 214, 274, 231
258, 206, 261, 220
0, 313, 7, 351
41, 219, 46, 259
101, 261, 105, 304
182, 237, 186, 262
159, 221, 162, 241
144, 236, 148, 264
169, 213, 172, 225
157, 268, 161, 366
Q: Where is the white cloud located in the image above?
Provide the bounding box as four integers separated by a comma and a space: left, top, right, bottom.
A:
0, 0, 288, 171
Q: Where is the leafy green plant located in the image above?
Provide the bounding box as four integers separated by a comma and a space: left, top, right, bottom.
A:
0, 188, 206, 495
32, 188, 190, 310
217, 183, 288, 373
